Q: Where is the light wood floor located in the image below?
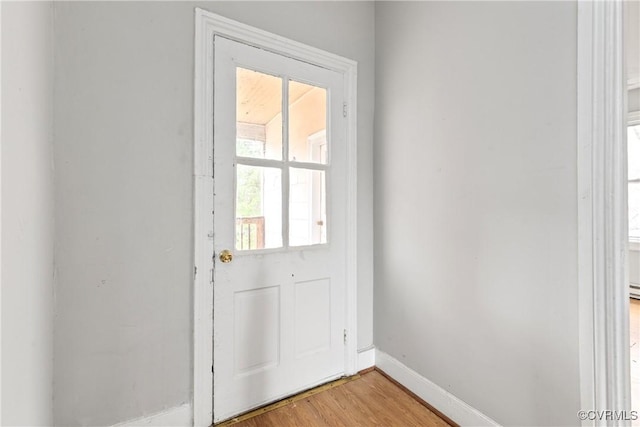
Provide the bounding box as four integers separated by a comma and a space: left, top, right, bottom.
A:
219, 370, 452, 427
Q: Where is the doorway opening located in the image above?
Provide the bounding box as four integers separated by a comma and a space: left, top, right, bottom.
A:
193, 9, 359, 426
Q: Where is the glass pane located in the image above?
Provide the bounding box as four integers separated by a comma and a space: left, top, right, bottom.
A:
236, 68, 282, 160
630, 182, 640, 240
289, 168, 327, 246
629, 124, 640, 181
288, 80, 327, 164
236, 165, 282, 250
630, 125, 640, 240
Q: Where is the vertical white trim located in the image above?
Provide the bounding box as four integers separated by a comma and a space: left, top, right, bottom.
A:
192, 10, 215, 427
282, 74, 291, 249
193, 8, 358, 426
577, 1, 630, 424
344, 61, 358, 377
0, 1, 3, 423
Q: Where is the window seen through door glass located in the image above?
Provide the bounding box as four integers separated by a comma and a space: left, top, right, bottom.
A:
629, 124, 640, 241
288, 80, 328, 164
236, 68, 283, 160
289, 168, 327, 246
236, 165, 282, 250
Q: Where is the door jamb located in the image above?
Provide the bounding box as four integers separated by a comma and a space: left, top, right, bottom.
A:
577, 1, 630, 423
192, 8, 358, 426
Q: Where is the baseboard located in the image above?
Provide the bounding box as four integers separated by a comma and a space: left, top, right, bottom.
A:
112, 403, 192, 427
110, 352, 493, 426
375, 350, 498, 427
357, 346, 375, 371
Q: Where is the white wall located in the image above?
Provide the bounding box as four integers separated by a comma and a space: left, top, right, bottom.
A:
1, 2, 55, 425
53, 2, 374, 425
374, 2, 580, 425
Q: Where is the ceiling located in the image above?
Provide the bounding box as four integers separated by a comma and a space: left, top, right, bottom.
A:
237, 68, 316, 125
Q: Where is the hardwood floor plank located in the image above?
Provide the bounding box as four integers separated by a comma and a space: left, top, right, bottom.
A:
222, 370, 451, 427
374, 368, 456, 427
217, 376, 360, 426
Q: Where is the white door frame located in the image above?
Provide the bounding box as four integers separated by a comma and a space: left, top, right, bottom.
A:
0, 3, 3, 422
577, 1, 631, 424
192, 9, 358, 426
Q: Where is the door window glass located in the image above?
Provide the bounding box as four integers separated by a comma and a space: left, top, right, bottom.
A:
236, 165, 282, 250
236, 68, 283, 161
235, 68, 330, 251
629, 124, 640, 241
289, 168, 327, 246
288, 80, 328, 164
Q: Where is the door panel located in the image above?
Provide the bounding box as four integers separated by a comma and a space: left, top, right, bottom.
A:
234, 286, 280, 375
294, 278, 332, 357
213, 36, 347, 423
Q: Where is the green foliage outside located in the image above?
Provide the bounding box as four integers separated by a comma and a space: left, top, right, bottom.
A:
236, 139, 264, 218
236, 139, 265, 249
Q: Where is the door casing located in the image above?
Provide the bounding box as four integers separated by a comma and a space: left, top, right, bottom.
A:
577, 0, 631, 423
192, 9, 358, 426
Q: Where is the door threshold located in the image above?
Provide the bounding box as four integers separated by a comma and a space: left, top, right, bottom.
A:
215, 374, 361, 426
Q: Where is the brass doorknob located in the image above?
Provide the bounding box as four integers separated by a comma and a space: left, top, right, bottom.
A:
219, 250, 233, 263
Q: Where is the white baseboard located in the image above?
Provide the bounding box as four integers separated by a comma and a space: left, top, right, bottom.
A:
357, 346, 375, 371
375, 350, 498, 427
110, 352, 494, 427
112, 403, 192, 427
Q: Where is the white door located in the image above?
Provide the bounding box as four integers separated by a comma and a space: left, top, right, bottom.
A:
212, 36, 348, 423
